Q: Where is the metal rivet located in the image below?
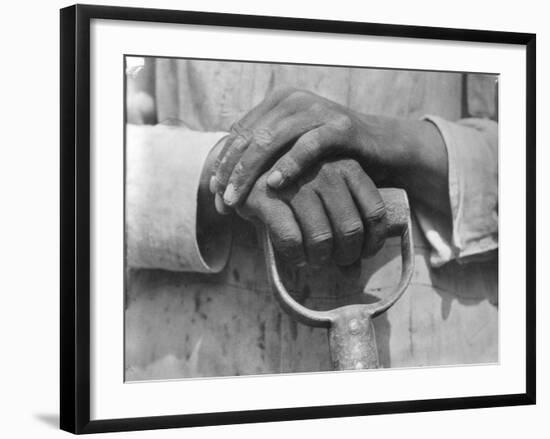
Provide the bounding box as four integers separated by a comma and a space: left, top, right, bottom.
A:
349, 319, 360, 334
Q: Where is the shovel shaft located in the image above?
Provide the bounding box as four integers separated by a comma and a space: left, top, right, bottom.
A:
328, 307, 379, 370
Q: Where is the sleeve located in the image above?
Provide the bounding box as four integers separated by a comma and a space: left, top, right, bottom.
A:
126, 124, 231, 272
415, 116, 498, 267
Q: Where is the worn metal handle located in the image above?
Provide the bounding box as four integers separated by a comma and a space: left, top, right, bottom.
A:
263, 188, 414, 371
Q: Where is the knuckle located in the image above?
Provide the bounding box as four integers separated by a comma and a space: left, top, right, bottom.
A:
319, 161, 338, 177
235, 132, 252, 149
229, 124, 252, 144
343, 159, 362, 176
336, 161, 362, 181
297, 133, 319, 156
339, 220, 364, 239
309, 230, 333, 247
274, 233, 303, 260
312, 167, 335, 190
278, 233, 301, 248
330, 114, 353, 132
251, 128, 274, 151
367, 203, 387, 223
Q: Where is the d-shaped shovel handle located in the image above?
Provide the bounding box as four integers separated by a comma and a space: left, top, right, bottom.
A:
263, 188, 414, 371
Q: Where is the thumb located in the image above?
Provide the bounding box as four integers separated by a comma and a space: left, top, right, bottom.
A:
266, 126, 337, 189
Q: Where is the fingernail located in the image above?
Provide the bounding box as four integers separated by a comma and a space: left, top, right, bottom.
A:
223, 183, 237, 206
215, 193, 229, 215
209, 176, 218, 194
267, 170, 284, 188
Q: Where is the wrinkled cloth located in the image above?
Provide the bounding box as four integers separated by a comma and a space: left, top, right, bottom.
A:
124, 59, 498, 380
126, 124, 229, 272
420, 116, 498, 266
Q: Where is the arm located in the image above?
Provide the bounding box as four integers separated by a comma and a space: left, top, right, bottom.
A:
417, 116, 498, 265
126, 122, 386, 270
202, 142, 388, 267
211, 88, 498, 264
126, 124, 230, 272
211, 89, 449, 214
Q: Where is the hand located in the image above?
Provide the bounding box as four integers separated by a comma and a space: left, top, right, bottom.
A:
211, 88, 394, 209
236, 158, 387, 267
210, 87, 450, 219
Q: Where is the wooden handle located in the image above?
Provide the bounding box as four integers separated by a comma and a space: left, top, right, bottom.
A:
379, 188, 410, 237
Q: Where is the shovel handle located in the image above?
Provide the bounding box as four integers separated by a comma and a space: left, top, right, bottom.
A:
263, 188, 414, 371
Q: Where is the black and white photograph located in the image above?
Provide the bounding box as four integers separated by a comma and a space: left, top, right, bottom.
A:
0, 0, 544, 436
56, 4, 536, 434
124, 56, 499, 381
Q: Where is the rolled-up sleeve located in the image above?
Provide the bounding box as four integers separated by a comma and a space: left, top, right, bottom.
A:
416, 116, 498, 267
126, 124, 230, 272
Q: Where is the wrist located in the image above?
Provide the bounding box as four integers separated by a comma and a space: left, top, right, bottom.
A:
399, 119, 448, 185
372, 116, 450, 216
359, 115, 447, 188
356, 115, 412, 185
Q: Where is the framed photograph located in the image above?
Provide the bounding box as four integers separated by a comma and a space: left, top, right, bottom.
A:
60, 4, 536, 434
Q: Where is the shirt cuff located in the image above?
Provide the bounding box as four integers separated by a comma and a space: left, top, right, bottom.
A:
417, 115, 498, 266
126, 124, 230, 272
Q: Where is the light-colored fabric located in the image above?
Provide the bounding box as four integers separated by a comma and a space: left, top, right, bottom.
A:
418, 116, 498, 266
126, 124, 229, 272
154, 59, 464, 129
125, 59, 499, 380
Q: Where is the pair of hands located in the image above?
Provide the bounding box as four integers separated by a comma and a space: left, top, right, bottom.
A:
209, 88, 395, 268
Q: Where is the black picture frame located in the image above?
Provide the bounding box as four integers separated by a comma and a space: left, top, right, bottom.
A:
60, 3, 536, 434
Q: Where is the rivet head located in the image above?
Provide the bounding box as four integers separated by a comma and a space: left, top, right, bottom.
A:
349, 319, 360, 334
